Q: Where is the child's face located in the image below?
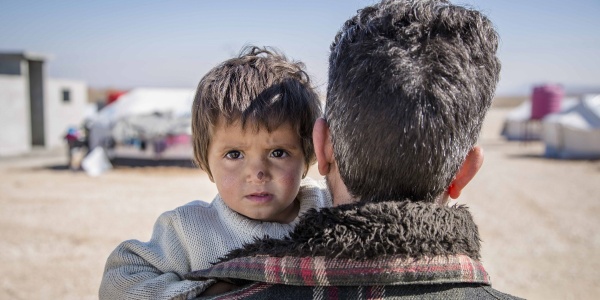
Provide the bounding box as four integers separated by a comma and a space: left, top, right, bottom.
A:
207, 119, 306, 223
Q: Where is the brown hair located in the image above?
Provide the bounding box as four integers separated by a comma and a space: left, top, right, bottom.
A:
192, 46, 322, 177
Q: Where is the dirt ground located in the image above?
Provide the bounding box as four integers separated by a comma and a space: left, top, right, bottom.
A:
1, 108, 599, 300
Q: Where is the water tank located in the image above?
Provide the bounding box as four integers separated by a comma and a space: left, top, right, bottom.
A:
531, 84, 563, 120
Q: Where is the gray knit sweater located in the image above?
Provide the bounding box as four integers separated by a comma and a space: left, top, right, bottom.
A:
99, 177, 331, 300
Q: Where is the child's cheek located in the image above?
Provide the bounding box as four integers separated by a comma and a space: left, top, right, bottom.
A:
276, 169, 301, 186
220, 173, 239, 189
217, 163, 243, 189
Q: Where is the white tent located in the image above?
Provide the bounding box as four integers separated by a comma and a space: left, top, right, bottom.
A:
543, 94, 600, 159
501, 98, 577, 141
88, 88, 195, 160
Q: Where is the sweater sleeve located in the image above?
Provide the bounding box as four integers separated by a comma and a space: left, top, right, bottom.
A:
99, 209, 212, 300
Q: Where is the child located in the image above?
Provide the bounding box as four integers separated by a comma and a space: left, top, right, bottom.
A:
99, 46, 331, 299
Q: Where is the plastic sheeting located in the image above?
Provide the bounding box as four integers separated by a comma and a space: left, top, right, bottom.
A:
501, 98, 577, 141
88, 88, 195, 160
543, 94, 600, 159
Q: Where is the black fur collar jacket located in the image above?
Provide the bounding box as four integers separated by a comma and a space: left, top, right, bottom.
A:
186, 201, 522, 299
220, 200, 482, 262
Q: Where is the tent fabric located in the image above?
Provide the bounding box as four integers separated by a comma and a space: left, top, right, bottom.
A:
92, 88, 194, 126
543, 94, 600, 159
88, 88, 195, 160
501, 98, 577, 141
111, 113, 191, 142
501, 100, 542, 141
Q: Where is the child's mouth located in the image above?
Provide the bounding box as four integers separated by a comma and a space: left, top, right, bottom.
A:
246, 192, 273, 203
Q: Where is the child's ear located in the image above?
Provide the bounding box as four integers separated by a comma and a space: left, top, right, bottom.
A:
312, 118, 334, 176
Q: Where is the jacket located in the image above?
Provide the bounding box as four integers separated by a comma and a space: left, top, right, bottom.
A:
186, 200, 522, 299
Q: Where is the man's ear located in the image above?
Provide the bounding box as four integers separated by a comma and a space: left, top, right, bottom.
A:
448, 146, 484, 199
312, 118, 334, 176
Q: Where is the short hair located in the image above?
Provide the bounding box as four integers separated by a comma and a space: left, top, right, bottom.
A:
192, 46, 322, 177
326, 0, 501, 202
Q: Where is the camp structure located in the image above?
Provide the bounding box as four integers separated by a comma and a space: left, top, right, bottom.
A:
500, 99, 541, 141
542, 94, 600, 159
500, 98, 578, 141
88, 88, 195, 164
501, 84, 572, 141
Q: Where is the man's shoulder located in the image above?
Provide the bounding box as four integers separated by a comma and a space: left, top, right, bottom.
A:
185, 254, 522, 299
201, 283, 522, 300
186, 255, 491, 286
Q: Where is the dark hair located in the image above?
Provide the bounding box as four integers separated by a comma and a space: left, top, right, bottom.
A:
192, 46, 322, 177
326, 0, 500, 202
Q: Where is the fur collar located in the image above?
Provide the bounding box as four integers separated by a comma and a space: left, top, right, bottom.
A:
220, 200, 481, 262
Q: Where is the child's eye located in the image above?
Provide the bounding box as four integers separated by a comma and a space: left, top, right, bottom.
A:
225, 151, 243, 159
270, 149, 289, 158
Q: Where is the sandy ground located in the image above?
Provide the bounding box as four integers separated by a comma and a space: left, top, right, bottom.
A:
1, 107, 599, 300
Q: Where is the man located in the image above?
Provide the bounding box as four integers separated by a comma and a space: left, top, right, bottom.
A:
186, 0, 520, 298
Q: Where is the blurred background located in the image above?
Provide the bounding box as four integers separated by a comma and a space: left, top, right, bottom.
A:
1, 1, 599, 299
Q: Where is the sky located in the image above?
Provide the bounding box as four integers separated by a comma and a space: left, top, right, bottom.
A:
1, 0, 599, 96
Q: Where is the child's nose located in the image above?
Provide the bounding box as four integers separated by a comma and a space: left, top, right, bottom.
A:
247, 160, 270, 183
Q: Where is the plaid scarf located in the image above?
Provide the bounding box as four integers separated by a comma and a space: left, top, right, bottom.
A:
185, 254, 518, 300
187, 254, 490, 286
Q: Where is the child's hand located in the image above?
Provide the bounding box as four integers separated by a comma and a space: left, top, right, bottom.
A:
201, 281, 240, 296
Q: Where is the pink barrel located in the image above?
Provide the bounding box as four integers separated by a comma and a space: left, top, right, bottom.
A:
531, 84, 563, 120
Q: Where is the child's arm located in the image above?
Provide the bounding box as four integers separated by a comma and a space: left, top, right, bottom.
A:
99, 210, 212, 300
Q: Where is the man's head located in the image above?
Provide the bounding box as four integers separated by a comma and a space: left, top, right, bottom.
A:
192, 46, 321, 179
321, 0, 500, 203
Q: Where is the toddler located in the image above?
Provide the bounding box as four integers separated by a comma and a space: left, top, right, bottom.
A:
99, 46, 331, 299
